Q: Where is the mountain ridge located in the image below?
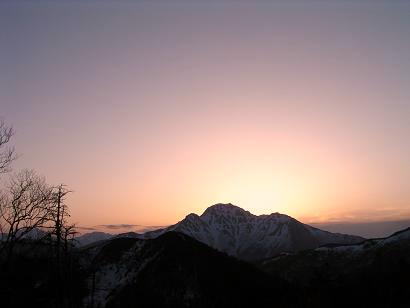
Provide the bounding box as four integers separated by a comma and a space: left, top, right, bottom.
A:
139, 203, 364, 261
80, 231, 294, 308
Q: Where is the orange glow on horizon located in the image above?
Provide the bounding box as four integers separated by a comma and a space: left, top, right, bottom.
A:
2, 2, 410, 231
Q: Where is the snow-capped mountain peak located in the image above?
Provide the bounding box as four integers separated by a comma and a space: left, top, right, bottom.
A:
141, 203, 364, 260
202, 203, 252, 218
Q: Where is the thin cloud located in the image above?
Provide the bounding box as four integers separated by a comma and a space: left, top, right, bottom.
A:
96, 224, 167, 232
98, 224, 142, 230
303, 206, 410, 224
77, 226, 97, 231
137, 226, 167, 233
312, 219, 410, 239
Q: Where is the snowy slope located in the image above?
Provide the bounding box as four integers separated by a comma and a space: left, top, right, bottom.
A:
315, 226, 410, 255
75, 232, 113, 247
378, 227, 410, 245
80, 232, 285, 308
140, 203, 363, 260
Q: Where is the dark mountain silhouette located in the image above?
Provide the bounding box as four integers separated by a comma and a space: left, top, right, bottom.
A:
80, 225, 410, 308
81, 232, 296, 308
261, 227, 410, 307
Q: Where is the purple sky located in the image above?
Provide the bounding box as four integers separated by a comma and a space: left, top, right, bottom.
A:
1, 1, 410, 237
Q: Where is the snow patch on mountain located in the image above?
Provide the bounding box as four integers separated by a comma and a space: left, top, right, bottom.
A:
75, 232, 113, 247
315, 227, 410, 255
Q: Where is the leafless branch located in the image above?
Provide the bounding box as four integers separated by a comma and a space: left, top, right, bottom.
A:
0, 119, 17, 174
0, 169, 54, 257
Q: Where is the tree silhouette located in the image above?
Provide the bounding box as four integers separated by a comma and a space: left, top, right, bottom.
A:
0, 169, 54, 260
49, 184, 75, 262
0, 119, 17, 174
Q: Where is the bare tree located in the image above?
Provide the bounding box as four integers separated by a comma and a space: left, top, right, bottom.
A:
49, 184, 73, 260
46, 185, 77, 308
0, 119, 17, 174
0, 169, 54, 259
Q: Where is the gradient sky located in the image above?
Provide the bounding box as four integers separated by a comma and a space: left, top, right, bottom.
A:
1, 1, 410, 236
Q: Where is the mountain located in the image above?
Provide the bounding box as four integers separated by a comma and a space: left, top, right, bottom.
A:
261, 227, 410, 281
260, 227, 410, 308
139, 203, 364, 261
2, 222, 409, 307
0, 228, 49, 241
81, 232, 295, 308
75, 231, 113, 247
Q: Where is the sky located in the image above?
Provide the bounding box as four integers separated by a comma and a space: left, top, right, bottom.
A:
1, 1, 410, 237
